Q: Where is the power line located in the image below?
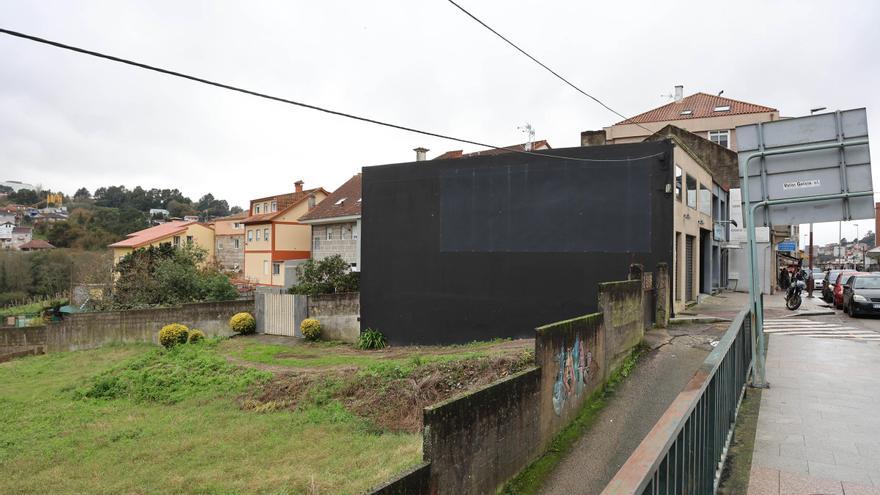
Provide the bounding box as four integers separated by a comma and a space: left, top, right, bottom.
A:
0, 27, 663, 163
445, 0, 654, 133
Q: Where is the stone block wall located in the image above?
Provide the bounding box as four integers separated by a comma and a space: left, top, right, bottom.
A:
0, 299, 254, 358
310, 223, 358, 267
308, 292, 359, 343
216, 234, 244, 272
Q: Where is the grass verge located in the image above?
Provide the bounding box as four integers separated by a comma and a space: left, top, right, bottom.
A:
501, 343, 648, 495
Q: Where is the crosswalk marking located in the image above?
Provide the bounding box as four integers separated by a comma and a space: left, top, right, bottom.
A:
761, 319, 880, 341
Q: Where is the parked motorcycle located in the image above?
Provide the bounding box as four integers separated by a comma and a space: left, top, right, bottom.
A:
786, 278, 807, 310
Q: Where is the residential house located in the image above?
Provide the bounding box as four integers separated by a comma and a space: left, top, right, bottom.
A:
18, 239, 55, 251
0, 213, 15, 225
242, 181, 328, 287
299, 174, 362, 270
590, 86, 780, 150
0, 180, 36, 192
5, 227, 34, 250
108, 220, 215, 265
212, 211, 248, 272
0, 221, 15, 249
582, 87, 788, 303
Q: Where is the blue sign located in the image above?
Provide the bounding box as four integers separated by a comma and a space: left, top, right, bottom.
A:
777, 241, 797, 252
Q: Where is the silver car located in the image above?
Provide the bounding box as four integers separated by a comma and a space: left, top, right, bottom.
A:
811, 268, 825, 290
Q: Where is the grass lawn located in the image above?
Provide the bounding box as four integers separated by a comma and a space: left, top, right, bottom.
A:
0, 337, 533, 494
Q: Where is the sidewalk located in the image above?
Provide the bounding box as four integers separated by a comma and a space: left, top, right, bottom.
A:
748, 323, 880, 493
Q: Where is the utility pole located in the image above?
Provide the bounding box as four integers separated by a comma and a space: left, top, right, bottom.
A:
808, 223, 814, 297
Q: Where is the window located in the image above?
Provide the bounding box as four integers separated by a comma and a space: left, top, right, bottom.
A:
327, 227, 334, 240
313, 237, 321, 250
686, 175, 697, 209
713, 105, 731, 112
308, 196, 316, 209
341, 225, 351, 240
233, 238, 240, 249
272, 263, 281, 275
708, 130, 730, 149
353, 224, 358, 240
233, 222, 243, 229
699, 184, 711, 215
186, 235, 193, 245
263, 260, 269, 275
173, 235, 181, 247
255, 205, 261, 214
247, 230, 253, 242
263, 228, 269, 240
334, 198, 346, 206
271, 201, 277, 212
217, 240, 222, 250
675, 166, 682, 201
680, 109, 693, 116
256, 229, 262, 241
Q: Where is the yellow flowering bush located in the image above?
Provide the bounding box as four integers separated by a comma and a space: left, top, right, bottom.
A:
229, 312, 256, 334
158, 323, 189, 349
187, 329, 206, 343
300, 318, 322, 341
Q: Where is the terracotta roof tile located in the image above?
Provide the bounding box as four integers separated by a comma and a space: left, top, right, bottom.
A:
299, 175, 362, 222
108, 220, 194, 248
616, 93, 777, 125
433, 140, 551, 160
19, 239, 55, 250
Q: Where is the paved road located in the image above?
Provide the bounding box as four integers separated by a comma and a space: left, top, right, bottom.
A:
749, 295, 880, 494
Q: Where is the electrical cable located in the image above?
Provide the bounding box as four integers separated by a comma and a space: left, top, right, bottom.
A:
445, 0, 654, 133
0, 27, 664, 163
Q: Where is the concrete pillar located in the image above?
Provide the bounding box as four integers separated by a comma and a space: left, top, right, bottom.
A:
655, 263, 670, 327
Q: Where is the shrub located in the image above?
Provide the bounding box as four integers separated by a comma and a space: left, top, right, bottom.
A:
229, 312, 256, 334
356, 328, 387, 350
301, 318, 322, 341
187, 328, 206, 343
158, 323, 189, 349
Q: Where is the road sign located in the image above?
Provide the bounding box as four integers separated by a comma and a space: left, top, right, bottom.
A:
738, 108, 873, 226
777, 241, 797, 252
737, 108, 872, 388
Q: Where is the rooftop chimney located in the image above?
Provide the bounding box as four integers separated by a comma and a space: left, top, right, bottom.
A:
674, 85, 684, 103
413, 147, 429, 162
294, 180, 304, 193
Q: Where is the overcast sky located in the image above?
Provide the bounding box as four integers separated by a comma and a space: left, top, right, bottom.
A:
2, 0, 878, 244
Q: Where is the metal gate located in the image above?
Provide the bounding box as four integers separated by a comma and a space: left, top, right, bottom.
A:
256, 293, 305, 336
685, 235, 695, 301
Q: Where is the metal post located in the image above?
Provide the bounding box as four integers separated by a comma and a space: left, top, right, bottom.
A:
740, 137, 870, 388
808, 223, 814, 297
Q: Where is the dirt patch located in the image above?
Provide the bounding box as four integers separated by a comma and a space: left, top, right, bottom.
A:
240, 351, 534, 432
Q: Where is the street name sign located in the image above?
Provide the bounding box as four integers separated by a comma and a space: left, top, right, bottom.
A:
777, 241, 797, 252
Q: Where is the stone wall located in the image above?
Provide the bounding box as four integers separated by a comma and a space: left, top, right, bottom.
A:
0, 326, 47, 362
216, 234, 244, 272
0, 299, 253, 358
308, 292, 359, 343
375, 275, 648, 495
310, 223, 358, 267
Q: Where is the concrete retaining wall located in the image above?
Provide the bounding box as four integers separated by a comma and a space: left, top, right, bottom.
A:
374, 274, 647, 494
0, 299, 254, 359
308, 292, 359, 343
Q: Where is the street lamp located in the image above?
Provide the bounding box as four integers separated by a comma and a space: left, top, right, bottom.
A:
810, 107, 827, 115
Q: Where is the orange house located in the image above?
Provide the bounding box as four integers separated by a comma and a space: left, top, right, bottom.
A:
242, 180, 328, 286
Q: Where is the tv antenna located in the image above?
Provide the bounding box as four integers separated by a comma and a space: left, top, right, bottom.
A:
518, 123, 535, 151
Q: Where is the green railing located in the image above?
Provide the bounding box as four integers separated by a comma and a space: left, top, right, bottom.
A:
602, 306, 753, 494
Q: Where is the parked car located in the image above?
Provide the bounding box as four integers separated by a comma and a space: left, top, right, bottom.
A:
811, 268, 825, 291
842, 274, 880, 317
833, 271, 862, 309
823, 270, 847, 302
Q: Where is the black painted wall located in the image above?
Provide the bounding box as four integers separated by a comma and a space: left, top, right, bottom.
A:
361, 142, 674, 345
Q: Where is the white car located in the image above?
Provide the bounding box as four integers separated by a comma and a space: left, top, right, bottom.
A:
812, 269, 825, 290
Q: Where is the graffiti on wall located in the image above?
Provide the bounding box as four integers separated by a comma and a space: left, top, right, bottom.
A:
552, 334, 598, 416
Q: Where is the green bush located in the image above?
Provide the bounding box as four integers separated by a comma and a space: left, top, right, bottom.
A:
187, 329, 206, 343
300, 318, 322, 341
356, 328, 387, 350
158, 323, 189, 349
229, 312, 256, 334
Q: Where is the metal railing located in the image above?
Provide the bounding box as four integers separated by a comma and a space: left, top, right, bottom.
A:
601, 306, 753, 494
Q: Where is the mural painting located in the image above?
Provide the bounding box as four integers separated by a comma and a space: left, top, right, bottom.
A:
552, 334, 599, 415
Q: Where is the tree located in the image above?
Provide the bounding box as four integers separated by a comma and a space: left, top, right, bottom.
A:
230, 206, 244, 215
860, 231, 875, 247
287, 255, 359, 295
840, 238, 848, 246
73, 187, 91, 200
111, 244, 237, 308
29, 250, 73, 297
9, 188, 39, 205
